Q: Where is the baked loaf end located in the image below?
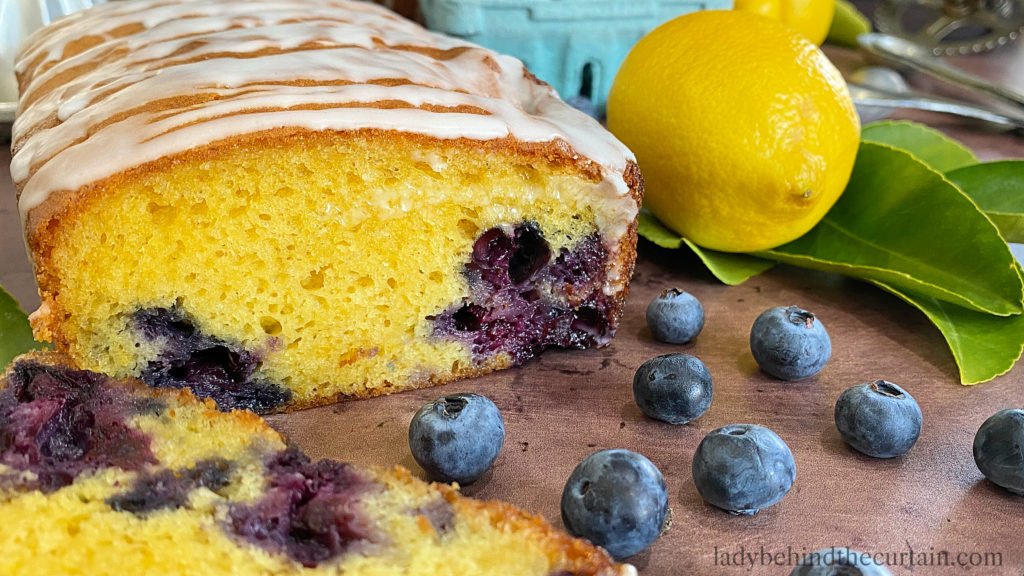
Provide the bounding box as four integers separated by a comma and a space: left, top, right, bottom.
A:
0, 352, 634, 575
12, 0, 642, 412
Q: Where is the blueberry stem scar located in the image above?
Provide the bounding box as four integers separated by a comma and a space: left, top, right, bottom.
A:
870, 380, 905, 398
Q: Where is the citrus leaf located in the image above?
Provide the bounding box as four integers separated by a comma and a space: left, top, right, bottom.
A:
759, 142, 1023, 315
947, 160, 1024, 243
637, 209, 775, 285
682, 240, 776, 286
861, 120, 978, 172
637, 208, 684, 249
0, 285, 44, 369
873, 266, 1024, 384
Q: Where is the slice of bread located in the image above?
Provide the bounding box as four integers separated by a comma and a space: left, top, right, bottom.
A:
13, 0, 642, 412
0, 352, 633, 576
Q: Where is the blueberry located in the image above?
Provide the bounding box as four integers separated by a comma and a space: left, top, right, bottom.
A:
790, 547, 893, 575
560, 449, 668, 559
834, 380, 922, 458
646, 288, 704, 344
408, 393, 505, 485
633, 353, 712, 425
749, 305, 831, 380
973, 408, 1024, 495
431, 228, 612, 364
691, 424, 795, 514
133, 307, 290, 412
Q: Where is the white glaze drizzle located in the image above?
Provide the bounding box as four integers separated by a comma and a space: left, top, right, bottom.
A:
12, 0, 637, 241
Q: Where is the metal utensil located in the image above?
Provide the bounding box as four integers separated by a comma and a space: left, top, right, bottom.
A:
0, 102, 12, 143
0, 101, 13, 123
858, 33, 1024, 115
874, 0, 1024, 56
849, 65, 910, 122
848, 82, 1024, 133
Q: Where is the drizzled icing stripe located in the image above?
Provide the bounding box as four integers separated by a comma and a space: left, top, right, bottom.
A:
12, 0, 636, 230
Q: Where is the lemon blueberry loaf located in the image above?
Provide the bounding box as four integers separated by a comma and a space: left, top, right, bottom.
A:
0, 352, 633, 575
12, 0, 643, 412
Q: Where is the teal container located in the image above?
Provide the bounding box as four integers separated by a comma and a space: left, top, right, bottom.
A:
418, 0, 733, 115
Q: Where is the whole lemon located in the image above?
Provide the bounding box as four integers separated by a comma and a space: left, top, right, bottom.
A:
608, 10, 860, 253
734, 0, 836, 45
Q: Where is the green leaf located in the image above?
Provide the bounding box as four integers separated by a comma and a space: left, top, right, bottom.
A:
0, 286, 43, 369
637, 208, 684, 249
637, 209, 775, 285
682, 240, 776, 286
759, 142, 1023, 315
947, 160, 1024, 243
873, 266, 1024, 384
861, 120, 978, 172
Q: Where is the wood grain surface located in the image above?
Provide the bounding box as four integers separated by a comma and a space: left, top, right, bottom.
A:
2, 43, 1023, 576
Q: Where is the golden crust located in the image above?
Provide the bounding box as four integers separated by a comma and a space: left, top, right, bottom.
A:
377, 465, 628, 576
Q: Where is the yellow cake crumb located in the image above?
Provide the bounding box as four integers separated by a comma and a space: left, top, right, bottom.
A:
36, 132, 625, 410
